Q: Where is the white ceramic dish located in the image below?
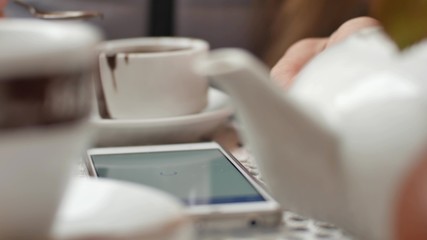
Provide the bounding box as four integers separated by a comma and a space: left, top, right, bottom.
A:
91, 88, 233, 146
51, 178, 194, 240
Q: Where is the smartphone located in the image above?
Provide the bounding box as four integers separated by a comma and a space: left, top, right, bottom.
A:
85, 142, 282, 232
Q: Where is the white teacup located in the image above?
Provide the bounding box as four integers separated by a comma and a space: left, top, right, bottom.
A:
97, 37, 209, 119
0, 20, 100, 239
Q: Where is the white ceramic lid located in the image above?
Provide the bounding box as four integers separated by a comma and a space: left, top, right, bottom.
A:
51, 178, 194, 240
0, 19, 101, 79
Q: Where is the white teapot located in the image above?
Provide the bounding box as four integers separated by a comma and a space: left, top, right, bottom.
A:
196, 28, 427, 240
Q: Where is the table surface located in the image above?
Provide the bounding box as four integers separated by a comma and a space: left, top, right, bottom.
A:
76, 123, 355, 240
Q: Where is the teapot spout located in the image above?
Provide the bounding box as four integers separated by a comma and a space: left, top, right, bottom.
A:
195, 49, 347, 223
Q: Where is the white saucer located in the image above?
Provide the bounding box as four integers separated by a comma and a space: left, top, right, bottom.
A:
51, 178, 194, 240
91, 88, 233, 146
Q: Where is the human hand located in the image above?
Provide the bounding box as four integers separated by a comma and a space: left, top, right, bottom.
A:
271, 15, 427, 240
271, 16, 380, 89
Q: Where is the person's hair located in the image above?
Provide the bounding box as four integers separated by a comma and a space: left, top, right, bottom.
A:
253, 0, 369, 67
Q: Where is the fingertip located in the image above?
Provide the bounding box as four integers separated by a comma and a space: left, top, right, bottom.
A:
271, 38, 328, 89
327, 16, 381, 47
395, 151, 427, 240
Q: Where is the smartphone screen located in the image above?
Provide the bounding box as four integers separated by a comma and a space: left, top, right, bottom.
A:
90, 149, 265, 206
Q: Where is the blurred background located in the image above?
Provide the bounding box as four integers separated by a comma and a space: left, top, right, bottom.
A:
5, 0, 369, 66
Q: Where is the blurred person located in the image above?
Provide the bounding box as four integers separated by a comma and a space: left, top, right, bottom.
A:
254, 0, 369, 67
271, 16, 427, 240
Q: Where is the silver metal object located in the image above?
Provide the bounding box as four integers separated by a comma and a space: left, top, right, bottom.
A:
13, 0, 102, 20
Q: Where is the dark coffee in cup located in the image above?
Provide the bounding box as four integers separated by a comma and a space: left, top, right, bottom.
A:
114, 46, 190, 54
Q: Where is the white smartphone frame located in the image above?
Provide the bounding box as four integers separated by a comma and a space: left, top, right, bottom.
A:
85, 142, 282, 231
